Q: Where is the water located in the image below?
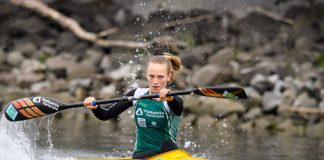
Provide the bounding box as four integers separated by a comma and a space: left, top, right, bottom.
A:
1, 114, 324, 160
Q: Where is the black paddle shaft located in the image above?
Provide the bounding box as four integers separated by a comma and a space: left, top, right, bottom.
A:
3, 87, 246, 122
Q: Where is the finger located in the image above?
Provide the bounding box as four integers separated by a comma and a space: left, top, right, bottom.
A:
87, 105, 97, 109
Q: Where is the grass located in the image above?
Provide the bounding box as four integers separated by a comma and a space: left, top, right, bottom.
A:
316, 52, 324, 67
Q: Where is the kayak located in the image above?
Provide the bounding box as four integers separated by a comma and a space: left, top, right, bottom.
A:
78, 149, 207, 160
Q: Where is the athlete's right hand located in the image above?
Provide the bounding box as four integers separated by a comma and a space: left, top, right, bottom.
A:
83, 96, 98, 109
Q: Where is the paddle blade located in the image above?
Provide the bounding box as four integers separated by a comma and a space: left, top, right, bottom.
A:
193, 87, 247, 100
3, 97, 66, 122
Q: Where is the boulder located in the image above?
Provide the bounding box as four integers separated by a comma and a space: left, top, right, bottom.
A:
261, 91, 283, 113
208, 47, 235, 66
192, 64, 234, 86
250, 74, 273, 94
14, 59, 46, 87
293, 92, 317, 108
6, 51, 24, 67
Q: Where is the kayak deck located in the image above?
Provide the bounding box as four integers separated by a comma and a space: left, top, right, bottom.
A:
78, 149, 207, 160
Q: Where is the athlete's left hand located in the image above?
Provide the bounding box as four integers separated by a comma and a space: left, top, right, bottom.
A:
158, 88, 174, 101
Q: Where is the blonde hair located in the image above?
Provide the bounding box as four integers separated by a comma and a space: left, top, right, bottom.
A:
148, 53, 182, 81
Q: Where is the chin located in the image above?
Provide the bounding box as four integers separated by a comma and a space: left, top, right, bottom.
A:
151, 89, 160, 93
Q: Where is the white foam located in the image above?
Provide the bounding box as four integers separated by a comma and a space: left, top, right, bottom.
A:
0, 114, 35, 160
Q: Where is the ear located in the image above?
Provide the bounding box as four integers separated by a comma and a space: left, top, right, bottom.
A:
167, 72, 172, 82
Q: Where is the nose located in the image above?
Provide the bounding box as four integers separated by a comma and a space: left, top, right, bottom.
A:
152, 77, 158, 84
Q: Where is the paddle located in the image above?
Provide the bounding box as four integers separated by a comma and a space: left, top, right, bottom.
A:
3, 86, 247, 122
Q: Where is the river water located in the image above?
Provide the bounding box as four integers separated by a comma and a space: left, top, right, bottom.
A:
1, 113, 324, 160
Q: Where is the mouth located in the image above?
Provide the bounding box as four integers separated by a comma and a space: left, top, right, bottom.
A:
152, 86, 160, 91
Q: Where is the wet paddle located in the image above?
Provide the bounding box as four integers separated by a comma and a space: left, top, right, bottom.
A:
3, 86, 247, 122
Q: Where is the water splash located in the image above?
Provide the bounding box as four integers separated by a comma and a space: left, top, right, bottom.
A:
0, 114, 35, 160
42, 116, 56, 159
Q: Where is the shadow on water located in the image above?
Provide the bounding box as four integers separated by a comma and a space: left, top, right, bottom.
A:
1, 114, 324, 160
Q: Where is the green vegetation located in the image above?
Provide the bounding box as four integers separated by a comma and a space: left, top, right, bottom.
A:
38, 52, 52, 64
175, 30, 195, 47
316, 52, 324, 67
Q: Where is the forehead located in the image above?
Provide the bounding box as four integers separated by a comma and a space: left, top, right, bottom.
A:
147, 62, 168, 74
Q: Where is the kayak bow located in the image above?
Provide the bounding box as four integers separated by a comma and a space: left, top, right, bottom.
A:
78, 149, 207, 160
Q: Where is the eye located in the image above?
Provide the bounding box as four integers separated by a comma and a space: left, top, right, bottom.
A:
157, 75, 164, 79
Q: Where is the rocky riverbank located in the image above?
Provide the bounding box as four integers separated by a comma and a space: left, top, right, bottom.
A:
0, 0, 324, 137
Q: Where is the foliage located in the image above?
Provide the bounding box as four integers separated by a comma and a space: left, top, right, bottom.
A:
175, 30, 195, 47
316, 52, 324, 68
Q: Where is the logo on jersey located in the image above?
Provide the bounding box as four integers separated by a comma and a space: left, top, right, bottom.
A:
137, 117, 146, 127
136, 108, 143, 116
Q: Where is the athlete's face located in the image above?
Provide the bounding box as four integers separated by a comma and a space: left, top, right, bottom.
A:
146, 62, 171, 93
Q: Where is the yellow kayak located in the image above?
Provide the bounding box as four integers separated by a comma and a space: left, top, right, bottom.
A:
78, 149, 207, 160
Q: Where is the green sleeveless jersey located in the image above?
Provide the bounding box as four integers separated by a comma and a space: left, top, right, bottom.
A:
132, 88, 181, 153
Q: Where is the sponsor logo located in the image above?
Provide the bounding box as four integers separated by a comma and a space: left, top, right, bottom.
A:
136, 108, 143, 116
222, 91, 238, 100
5, 104, 18, 120
137, 117, 146, 127
33, 97, 41, 103
151, 121, 157, 126
41, 97, 60, 111
33, 97, 60, 111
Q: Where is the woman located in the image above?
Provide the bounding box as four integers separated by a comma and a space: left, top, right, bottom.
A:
83, 53, 183, 159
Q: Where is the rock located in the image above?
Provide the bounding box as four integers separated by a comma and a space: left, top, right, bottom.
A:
14, 59, 46, 87
82, 49, 104, 66
234, 10, 282, 49
6, 51, 24, 67
180, 44, 215, 69
50, 78, 69, 92
173, 68, 191, 89
180, 114, 196, 127
30, 81, 50, 93
262, 91, 282, 113
280, 85, 297, 106
56, 32, 78, 51
46, 54, 78, 79
99, 84, 117, 99
240, 61, 277, 85
0, 72, 16, 85
15, 42, 37, 57
109, 52, 136, 69
295, 62, 317, 81
293, 92, 317, 108
191, 64, 234, 86
235, 51, 255, 64
10, 17, 45, 34
244, 87, 262, 109
208, 47, 235, 66
67, 63, 97, 80
115, 9, 126, 24
100, 55, 113, 72
200, 97, 245, 116
69, 79, 92, 96
195, 115, 217, 127
183, 95, 202, 115
108, 64, 136, 80
0, 49, 6, 64
244, 107, 262, 120
74, 86, 88, 101
319, 101, 324, 109
239, 121, 254, 131
250, 74, 273, 94
239, 67, 257, 85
